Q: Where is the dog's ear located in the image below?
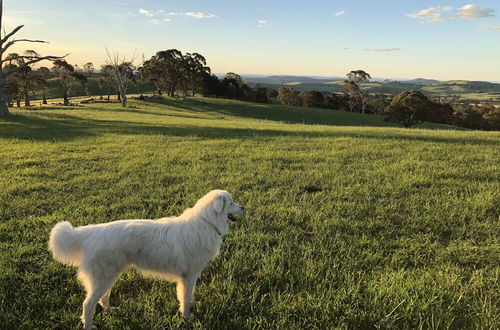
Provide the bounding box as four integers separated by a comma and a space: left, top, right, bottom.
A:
213, 195, 225, 214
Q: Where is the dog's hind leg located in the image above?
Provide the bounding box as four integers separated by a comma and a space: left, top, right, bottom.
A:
79, 268, 118, 330
99, 287, 112, 310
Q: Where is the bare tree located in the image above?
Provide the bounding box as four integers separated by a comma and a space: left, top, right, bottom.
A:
0, 0, 66, 116
105, 49, 135, 107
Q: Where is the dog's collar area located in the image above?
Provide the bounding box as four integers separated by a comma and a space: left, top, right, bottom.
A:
200, 216, 222, 236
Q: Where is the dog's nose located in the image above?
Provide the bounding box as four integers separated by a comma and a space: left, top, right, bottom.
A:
241, 206, 245, 211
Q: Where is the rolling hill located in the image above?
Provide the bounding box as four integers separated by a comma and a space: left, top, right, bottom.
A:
243, 75, 500, 101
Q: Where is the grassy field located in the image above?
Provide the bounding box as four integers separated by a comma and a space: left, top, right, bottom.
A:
0, 97, 499, 329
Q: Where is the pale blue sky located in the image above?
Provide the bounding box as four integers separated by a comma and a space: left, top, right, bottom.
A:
5, 0, 500, 80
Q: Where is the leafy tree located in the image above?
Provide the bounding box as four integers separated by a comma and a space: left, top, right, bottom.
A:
323, 93, 345, 110
98, 64, 115, 100
36, 67, 51, 104
4, 70, 20, 107
341, 80, 360, 112
222, 72, 250, 100
300, 90, 324, 108
200, 73, 224, 97
0, 0, 65, 116
83, 62, 94, 75
52, 59, 87, 106
277, 87, 301, 106
139, 56, 165, 96
343, 70, 371, 113
482, 107, 500, 130
5, 51, 49, 106
248, 84, 269, 103
384, 91, 432, 128
179, 53, 211, 96
141, 50, 212, 98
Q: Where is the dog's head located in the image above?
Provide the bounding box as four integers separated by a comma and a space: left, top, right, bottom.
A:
194, 190, 244, 235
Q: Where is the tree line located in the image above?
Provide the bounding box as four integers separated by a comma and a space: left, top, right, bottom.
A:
2, 49, 271, 111
275, 71, 499, 130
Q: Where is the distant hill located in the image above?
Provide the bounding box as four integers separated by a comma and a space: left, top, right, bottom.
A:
403, 78, 440, 85
242, 75, 500, 101
243, 75, 343, 85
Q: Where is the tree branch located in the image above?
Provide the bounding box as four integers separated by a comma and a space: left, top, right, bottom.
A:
1, 54, 50, 64
1, 38, 49, 55
0, 25, 24, 46
5, 54, 68, 75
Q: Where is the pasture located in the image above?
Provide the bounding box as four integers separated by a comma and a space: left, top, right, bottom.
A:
0, 97, 499, 329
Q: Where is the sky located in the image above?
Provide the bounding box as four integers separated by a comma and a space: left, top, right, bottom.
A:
4, 0, 500, 81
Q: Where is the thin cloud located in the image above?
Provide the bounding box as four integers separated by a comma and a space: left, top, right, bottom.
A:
335, 11, 345, 17
407, 4, 495, 23
164, 11, 217, 18
364, 48, 401, 52
185, 12, 217, 18
456, 4, 495, 19
478, 24, 500, 31
258, 19, 268, 28
139, 8, 154, 17
406, 6, 451, 23
138, 9, 217, 24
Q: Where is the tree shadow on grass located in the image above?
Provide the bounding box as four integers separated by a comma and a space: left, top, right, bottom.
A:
0, 112, 498, 146
135, 97, 397, 127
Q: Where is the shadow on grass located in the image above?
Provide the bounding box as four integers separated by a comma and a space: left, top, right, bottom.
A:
136, 97, 400, 127
0, 112, 497, 146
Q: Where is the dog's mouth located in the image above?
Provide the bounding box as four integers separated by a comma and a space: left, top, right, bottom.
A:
228, 214, 237, 222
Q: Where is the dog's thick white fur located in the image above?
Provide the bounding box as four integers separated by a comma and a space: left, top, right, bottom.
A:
48, 190, 244, 330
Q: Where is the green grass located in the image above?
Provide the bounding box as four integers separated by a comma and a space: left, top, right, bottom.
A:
1, 97, 499, 329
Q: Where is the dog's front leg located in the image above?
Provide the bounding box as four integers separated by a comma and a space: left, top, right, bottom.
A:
176, 275, 198, 318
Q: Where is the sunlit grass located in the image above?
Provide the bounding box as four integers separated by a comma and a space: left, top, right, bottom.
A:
1, 97, 499, 328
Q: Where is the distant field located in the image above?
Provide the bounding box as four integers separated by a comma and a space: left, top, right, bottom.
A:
0, 98, 499, 329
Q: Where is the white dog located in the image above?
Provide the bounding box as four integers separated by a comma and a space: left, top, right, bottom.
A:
48, 190, 244, 330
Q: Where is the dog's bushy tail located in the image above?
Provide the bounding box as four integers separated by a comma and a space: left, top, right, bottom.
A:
48, 221, 83, 267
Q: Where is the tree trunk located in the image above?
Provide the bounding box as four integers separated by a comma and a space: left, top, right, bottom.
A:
117, 92, 121, 101
16, 99, 21, 107
0, 92, 11, 116
120, 89, 127, 107
42, 91, 47, 104
24, 89, 31, 107
63, 89, 69, 106
0, 76, 11, 116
